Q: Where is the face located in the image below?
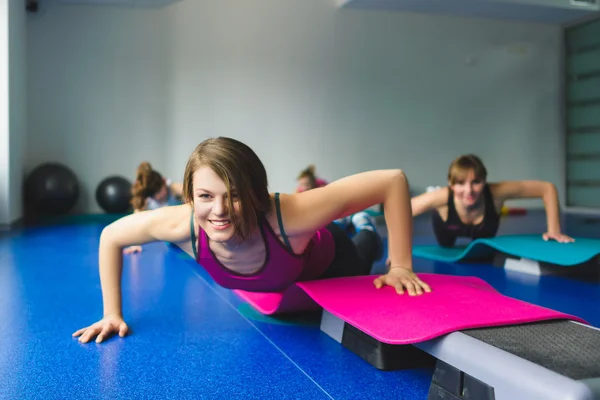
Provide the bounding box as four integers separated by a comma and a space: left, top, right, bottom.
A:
450, 169, 485, 207
297, 177, 313, 192
192, 166, 240, 244
151, 181, 168, 203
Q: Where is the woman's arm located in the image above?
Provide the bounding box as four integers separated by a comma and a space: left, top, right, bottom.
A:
384, 187, 448, 266
74, 205, 192, 343
100, 206, 191, 314
411, 187, 449, 217
280, 169, 431, 295
491, 181, 573, 242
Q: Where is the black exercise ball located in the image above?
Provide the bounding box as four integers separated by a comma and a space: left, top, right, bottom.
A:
24, 163, 80, 216
96, 176, 132, 213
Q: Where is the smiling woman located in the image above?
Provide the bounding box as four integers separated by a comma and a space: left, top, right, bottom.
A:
407, 154, 574, 250
181, 138, 271, 244
72, 136, 432, 345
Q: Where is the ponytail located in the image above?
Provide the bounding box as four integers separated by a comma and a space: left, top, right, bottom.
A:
130, 162, 164, 210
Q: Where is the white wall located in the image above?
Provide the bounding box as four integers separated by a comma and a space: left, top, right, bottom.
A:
9, 0, 26, 225
27, 0, 564, 213
0, 0, 26, 227
27, 4, 168, 214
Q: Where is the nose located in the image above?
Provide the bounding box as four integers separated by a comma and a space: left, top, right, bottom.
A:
212, 197, 228, 217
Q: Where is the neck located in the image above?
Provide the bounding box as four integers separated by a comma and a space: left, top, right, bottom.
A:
212, 227, 261, 253
219, 236, 244, 251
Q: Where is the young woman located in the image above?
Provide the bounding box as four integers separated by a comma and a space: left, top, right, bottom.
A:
124, 162, 184, 254
74, 137, 430, 344
131, 162, 183, 212
413, 154, 574, 248
296, 164, 328, 193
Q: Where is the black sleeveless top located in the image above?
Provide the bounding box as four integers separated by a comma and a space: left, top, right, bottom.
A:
433, 184, 500, 239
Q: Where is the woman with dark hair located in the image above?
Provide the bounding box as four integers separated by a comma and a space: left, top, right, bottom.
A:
412, 154, 573, 248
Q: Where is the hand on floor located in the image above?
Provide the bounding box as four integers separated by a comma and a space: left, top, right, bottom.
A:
72, 314, 129, 344
373, 267, 431, 296
542, 232, 575, 243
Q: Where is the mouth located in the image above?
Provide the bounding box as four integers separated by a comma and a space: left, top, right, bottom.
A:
209, 219, 232, 229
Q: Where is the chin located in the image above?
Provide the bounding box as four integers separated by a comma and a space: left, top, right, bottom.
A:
204, 227, 235, 242
213, 235, 235, 244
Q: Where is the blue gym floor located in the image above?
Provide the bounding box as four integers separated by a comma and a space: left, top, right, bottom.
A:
1, 212, 599, 399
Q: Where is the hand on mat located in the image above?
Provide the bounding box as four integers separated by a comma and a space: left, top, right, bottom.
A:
72, 314, 129, 344
542, 232, 575, 243
373, 268, 431, 296
123, 245, 142, 254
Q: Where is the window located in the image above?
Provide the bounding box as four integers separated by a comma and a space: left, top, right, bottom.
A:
565, 17, 600, 208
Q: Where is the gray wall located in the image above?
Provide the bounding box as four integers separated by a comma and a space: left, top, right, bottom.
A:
25, 0, 564, 213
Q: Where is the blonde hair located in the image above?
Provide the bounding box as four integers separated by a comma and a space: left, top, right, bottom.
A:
182, 137, 271, 241
448, 154, 487, 185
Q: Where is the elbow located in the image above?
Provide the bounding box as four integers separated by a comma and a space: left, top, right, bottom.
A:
385, 169, 410, 199
390, 169, 408, 184
390, 169, 409, 192
540, 182, 559, 205
100, 223, 119, 248
544, 182, 558, 197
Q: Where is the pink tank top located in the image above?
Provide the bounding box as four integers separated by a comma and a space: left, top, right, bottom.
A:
191, 197, 335, 292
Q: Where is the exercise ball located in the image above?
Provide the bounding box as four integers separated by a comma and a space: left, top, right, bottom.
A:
24, 163, 80, 216
96, 176, 132, 213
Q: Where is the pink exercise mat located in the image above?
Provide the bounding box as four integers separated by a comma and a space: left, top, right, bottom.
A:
234, 273, 587, 345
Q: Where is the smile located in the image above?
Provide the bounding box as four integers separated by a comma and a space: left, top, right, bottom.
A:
209, 219, 231, 227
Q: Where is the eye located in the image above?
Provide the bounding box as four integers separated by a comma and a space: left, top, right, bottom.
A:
472, 180, 482, 185
198, 194, 211, 200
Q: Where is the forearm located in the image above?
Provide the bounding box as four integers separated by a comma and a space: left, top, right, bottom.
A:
543, 184, 561, 233
99, 230, 125, 317
383, 172, 413, 270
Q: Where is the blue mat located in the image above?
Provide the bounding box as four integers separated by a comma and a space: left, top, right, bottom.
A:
412, 235, 600, 266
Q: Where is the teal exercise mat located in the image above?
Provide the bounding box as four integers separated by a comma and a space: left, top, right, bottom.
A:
412, 235, 600, 266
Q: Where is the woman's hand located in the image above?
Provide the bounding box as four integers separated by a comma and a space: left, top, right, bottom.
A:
373, 267, 431, 296
543, 232, 574, 243
72, 314, 129, 344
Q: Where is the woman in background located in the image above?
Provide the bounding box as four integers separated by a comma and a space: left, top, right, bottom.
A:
131, 162, 183, 212
124, 162, 183, 254
296, 164, 328, 192
411, 154, 574, 247
295, 164, 383, 259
